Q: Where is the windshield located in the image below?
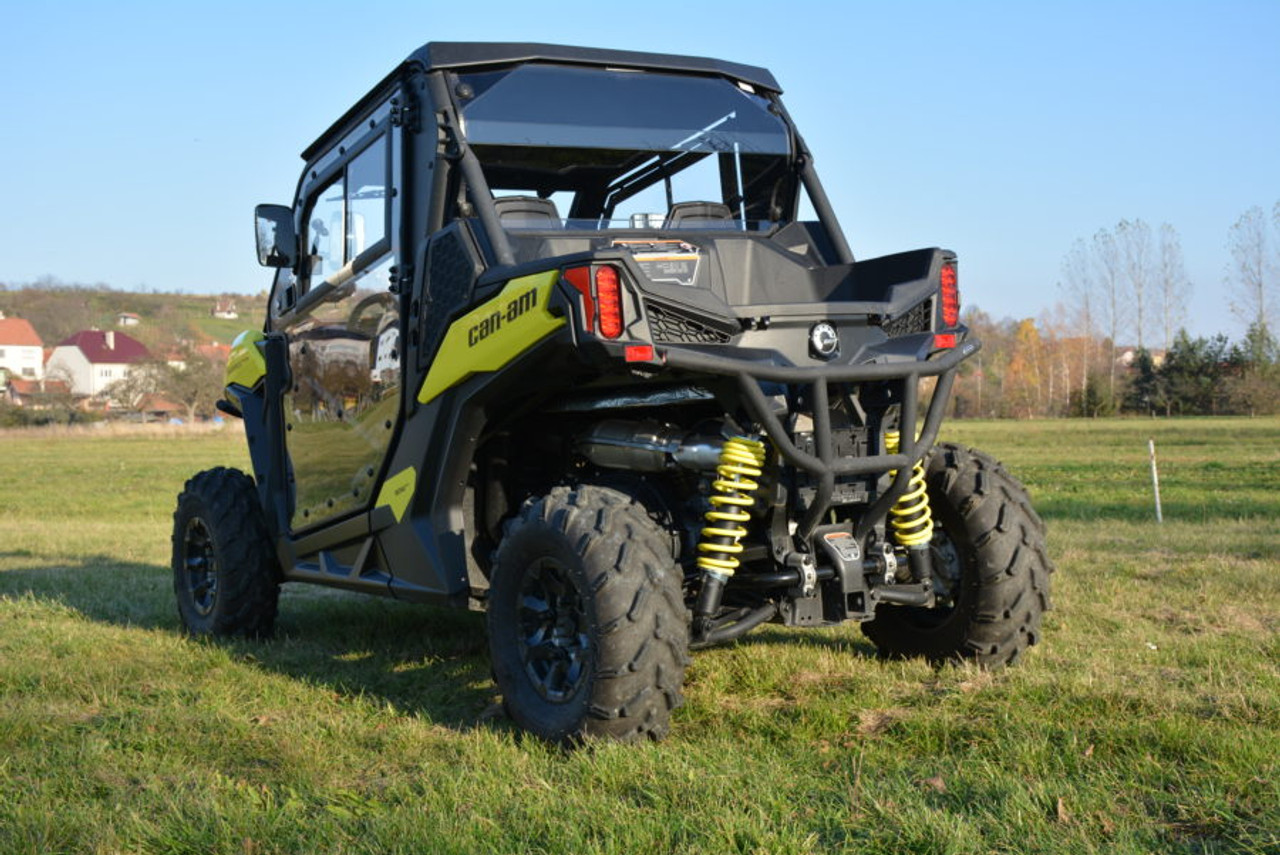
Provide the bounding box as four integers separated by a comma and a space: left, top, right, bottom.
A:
456, 64, 799, 231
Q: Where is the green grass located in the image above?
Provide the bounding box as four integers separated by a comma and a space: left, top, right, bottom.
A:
189, 315, 259, 344
1, 418, 1277, 854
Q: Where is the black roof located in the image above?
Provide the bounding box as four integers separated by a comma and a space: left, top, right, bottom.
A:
409, 42, 781, 93
302, 42, 781, 161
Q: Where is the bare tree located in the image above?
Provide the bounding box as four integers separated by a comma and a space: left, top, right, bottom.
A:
106, 346, 224, 422
1093, 227, 1126, 409
1227, 205, 1274, 333
1157, 223, 1191, 351
1059, 238, 1096, 408
1037, 307, 1071, 416
106, 359, 166, 419
1116, 218, 1153, 350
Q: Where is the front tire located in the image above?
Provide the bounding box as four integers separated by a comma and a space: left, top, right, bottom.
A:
172, 467, 280, 638
862, 443, 1053, 667
488, 485, 689, 744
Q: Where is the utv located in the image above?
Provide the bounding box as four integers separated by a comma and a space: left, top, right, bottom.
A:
174, 42, 1052, 743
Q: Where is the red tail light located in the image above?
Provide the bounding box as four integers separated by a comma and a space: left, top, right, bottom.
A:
940, 262, 960, 328
596, 265, 623, 339
624, 344, 656, 363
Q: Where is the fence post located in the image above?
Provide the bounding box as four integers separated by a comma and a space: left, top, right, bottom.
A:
1148, 438, 1163, 524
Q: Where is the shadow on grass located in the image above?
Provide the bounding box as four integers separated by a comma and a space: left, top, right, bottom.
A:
0, 551, 919, 729
726, 624, 882, 658
0, 553, 496, 731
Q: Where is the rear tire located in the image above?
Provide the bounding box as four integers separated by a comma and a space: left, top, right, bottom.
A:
488, 485, 688, 744
862, 443, 1052, 667
172, 467, 280, 638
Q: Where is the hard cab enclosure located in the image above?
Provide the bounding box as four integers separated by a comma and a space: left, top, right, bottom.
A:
177, 42, 1050, 743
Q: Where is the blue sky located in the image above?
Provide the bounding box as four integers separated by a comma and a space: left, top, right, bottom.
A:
1, 1, 1277, 340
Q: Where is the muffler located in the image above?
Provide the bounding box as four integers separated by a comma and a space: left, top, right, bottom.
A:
576, 419, 723, 472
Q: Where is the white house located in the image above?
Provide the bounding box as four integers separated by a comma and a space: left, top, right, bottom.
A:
46, 329, 150, 397
212, 299, 239, 320
116, 312, 141, 327
0, 315, 45, 381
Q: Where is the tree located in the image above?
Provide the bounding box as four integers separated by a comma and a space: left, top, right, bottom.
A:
105, 359, 166, 418
1068, 372, 1113, 418
1226, 205, 1275, 334
969, 308, 1019, 417
1004, 319, 1045, 419
1092, 227, 1127, 411
1060, 238, 1099, 411
108, 347, 224, 422
162, 350, 225, 422
1116, 218, 1153, 350
1225, 322, 1280, 416
1160, 331, 1232, 415
1157, 223, 1191, 351
1124, 348, 1168, 416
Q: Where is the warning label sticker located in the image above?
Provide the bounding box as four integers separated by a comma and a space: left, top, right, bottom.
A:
612, 240, 701, 287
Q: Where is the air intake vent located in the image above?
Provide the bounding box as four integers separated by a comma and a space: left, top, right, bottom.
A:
419, 224, 481, 369
880, 300, 933, 339
645, 301, 735, 345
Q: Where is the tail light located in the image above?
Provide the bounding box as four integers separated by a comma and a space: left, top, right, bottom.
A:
564, 264, 625, 339
933, 261, 960, 350
596, 266, 624, 339
940, 262, 960, 327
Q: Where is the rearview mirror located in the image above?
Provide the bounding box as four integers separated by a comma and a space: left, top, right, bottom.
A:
255, 204, 297, 268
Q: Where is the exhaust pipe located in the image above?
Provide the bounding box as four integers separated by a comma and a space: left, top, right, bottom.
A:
577, 419, 723, 472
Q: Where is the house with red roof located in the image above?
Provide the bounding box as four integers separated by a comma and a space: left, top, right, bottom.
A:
196, 342, 231, 363
45, 329, 151, 397
4, 376, 71, 408
0, 314, 45, 381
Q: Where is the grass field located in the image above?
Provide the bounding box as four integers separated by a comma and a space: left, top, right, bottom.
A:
1, 418, 1276, 854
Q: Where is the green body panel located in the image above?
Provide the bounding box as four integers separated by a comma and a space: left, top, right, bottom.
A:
224, 329, 267, 392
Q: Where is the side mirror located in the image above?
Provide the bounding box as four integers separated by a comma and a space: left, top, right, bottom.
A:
255, 204, 298, 268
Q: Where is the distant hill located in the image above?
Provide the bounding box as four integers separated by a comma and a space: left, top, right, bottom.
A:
0, 284, 267, 352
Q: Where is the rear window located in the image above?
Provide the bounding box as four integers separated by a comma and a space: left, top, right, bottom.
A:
457, 64, 790, 155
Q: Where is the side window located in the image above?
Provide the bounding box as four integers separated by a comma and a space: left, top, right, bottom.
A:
347, 138, 387, 258
301, 134, 389, 292
305, 174, 344, 285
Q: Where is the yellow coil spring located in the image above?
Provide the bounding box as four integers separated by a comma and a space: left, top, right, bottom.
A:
884, 429, 934, 548
696, 437, 768, 577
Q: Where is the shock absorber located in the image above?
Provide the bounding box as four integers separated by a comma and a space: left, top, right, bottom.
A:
884, 429, 935, 587
694, 437, 768, 630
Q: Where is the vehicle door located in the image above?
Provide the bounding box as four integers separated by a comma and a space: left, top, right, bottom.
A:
271, 97, 402, 531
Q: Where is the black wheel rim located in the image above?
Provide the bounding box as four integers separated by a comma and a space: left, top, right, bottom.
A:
517, 557, 590, 702
928, 525, 965, 610
183, 517, 218, 617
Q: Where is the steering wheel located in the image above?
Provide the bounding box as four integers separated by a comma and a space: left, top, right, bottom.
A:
346, 291, 397, 335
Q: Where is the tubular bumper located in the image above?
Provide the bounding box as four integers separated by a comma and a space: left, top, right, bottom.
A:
659, 338, 981, 542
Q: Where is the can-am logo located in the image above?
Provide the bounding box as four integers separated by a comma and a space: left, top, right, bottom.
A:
468, 288, 538, 346
810, 322, 839, 358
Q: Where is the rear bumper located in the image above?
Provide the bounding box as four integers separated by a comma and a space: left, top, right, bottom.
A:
659, 337, 981, 539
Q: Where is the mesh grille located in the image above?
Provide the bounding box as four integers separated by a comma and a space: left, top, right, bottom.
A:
881, 299, 933, 338
420, 228, 479, 367
645, 302, 734, 345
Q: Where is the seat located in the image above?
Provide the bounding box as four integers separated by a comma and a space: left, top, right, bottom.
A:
664, 201, 734, 229
493, 196, 562, 229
